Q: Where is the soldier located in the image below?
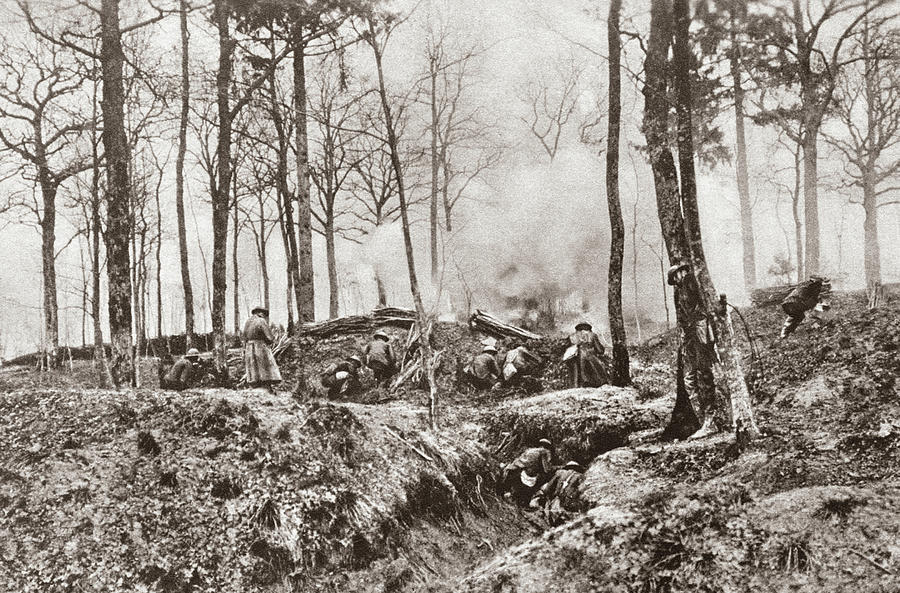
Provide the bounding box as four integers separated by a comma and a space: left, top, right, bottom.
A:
321, 355, 363, 397
501, 344, 542, 386
243, 306, 282, 394
781, 276, 830, 338
667, 262, 718, 439
530, 460, 586, 526
463, 345, 501, 390
501, 438, 554, 506
161, 348, 202, 391
364, 330, 397, 387
565, 322, 609, 387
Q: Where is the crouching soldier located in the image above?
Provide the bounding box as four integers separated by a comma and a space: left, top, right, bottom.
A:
463, 345, 501, 390
501, 344, 542, 386
530, 461, 586, 526
501, 438, 554, 506
364, 330, 397, 387
161, 348, 202, 391
781, 276, 830, 338
565, 322, 609, 388
321, 355, 363, 398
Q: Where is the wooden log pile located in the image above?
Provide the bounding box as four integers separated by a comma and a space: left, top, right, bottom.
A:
296, 307, 417, 338
468, 310, 543, 341
750, 282, 832, 308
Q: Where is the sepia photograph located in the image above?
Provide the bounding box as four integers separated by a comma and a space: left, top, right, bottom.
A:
0, 0, 898, 590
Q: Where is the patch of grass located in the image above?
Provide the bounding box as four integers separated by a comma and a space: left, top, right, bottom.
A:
813, 496, 866, 522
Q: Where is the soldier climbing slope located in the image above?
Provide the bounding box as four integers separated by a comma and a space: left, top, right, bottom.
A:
364, 330, 397, 387
321, 355, 363, 398
780, 276, 831, 338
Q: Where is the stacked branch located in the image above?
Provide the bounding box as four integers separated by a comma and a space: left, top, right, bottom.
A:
296, 307, 417, 338
468, 310, 543, 341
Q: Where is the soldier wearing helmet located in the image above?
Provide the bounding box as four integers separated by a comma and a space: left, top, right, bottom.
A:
463, 344, 501, 390
161, 348, 202, 391
364, 329, 397, 387
780, 276, 830, 338
320, 355, 364, 398
501, 438, 555, 506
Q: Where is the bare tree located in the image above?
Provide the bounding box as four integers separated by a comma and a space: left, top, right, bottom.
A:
752, 0, 893, 276
605, 0, 630, 386
308, 60, 363, 318
175, 0, 195, 347
824, 20, 900, 306
363, 10, 441, 428
0, 33, 94, 363
520, 56, 582, 161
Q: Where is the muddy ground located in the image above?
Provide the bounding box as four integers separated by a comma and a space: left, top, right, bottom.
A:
1, 293, 899, 591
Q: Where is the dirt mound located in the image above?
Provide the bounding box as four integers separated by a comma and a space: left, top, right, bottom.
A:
484, 387, 672, 465
0, 388, 527, 592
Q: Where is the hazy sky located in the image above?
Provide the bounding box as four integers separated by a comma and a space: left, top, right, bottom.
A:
0, 0, 897, 356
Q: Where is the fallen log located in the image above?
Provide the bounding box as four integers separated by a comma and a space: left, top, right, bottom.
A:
296, 307, 417, 338
469, 310, 543, 341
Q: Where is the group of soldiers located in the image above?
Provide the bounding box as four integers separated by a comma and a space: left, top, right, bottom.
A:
499, 438, 586, 525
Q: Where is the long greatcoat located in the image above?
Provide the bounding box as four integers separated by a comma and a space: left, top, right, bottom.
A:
568, 329, 608, 387
243, 315, 282, 385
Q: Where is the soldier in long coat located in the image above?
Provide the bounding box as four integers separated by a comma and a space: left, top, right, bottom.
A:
242, 306, 282, 393
667, 262, 718, 439
566, 322, 609, 387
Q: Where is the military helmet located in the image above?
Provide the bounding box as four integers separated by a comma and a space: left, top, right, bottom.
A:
538, 438, 552, 448
251, 305, 269, 315
564, 460, 583, 470
373, 330, 389, 341
482, 345, 498, 354
575, 321, 592, 331
185, 348, 200, 359
667, 262, 690, 285
348, 355, 363, 366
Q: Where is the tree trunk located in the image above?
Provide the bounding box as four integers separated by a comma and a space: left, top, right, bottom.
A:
258, 196, 270, 311
369, 19, 439, 429
326, 218, 339, 318
646, 0, 758, 439
212, 0, 233, 368
375, 270, 387, 307
232, 177, 240, 334
100, 0, 135, 387
90, 76, 112, 386
276, 193, 295, 330
862, 173, 881, 297
292, 28, 315, 323
606, 0, 630, 386
801, 129, 821, 276
430, 58, 440, 285
155, 178, 163, 338
176, 0, 195, 348
269, 38, 303, 324
791, 144, 804, 282
730, 10, 756, 294
39, 181, 60, 358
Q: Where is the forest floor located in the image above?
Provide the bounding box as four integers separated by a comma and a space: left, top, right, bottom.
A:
0, 292, 898, 592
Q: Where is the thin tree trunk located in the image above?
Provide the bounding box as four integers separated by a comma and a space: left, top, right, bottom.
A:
276, 192, 295, 330
212, 0, 233, 368
730, 8, 756, 294
792, 144, 804, 282
326, 219, 338, 318
292, 28, 315, 323
100, 0, 135, 387
232, 174, 240, 334
801, 131, 821, 276
606, 0, 630, 386
430, 57, 440, 285
369, 19, 439, 429
176, 0, 195, 347
258, 195, 270, 311
90, 75, 112, 386
269, 34, 303, 324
